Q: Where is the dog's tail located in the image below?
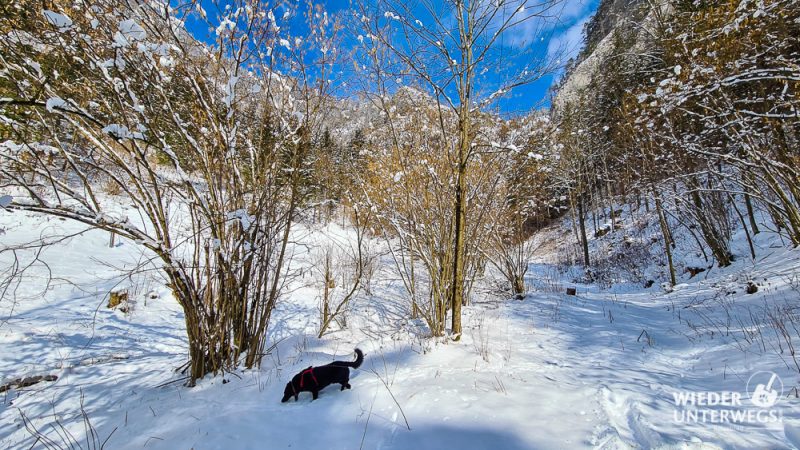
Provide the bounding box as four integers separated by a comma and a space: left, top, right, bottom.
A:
340, 348, 363, 368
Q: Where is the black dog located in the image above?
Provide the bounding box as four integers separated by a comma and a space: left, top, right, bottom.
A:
281, 348, 363, 402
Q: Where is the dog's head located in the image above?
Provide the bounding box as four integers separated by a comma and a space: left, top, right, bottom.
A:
281, 381, 295, 403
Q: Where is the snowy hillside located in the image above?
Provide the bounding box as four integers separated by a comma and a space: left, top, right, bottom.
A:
2, 204, 799, 449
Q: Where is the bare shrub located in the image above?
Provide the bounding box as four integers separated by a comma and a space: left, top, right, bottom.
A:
0, 0, 341, 384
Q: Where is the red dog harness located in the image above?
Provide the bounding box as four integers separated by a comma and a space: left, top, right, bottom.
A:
299, 367, 318, 388
291, 366, 318, 395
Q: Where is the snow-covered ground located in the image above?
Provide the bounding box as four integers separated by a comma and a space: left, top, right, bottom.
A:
2, 207, 800, 449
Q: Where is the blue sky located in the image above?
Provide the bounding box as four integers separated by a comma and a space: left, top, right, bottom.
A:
499, 0, 600, 113
184, 0, 599, 114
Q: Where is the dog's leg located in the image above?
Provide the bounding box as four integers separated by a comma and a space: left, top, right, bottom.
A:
312, 390, 319, 400
340, 382, 351, 390
294, 394, 299, 402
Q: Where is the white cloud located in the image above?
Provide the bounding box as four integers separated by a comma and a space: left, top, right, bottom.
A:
547, 14, 591, 61
503, 15, 546, 47
501, 0, 594, 48
558, 0, 594, 23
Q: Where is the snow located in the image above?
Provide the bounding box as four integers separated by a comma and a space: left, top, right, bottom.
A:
101, 124, 144, 140
2, 197, 800, 449
119, 19, 147, 41
45, 97, 67, 113
42, 10, 73, 31
113, 33, 128, 48
226, 208, 255, 230
25, 59, 42, 78
216, 18, 235, 36
113, 20, 147, 48
224, 76, 239, 109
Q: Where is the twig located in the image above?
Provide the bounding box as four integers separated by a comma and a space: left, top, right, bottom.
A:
359, 390, 378, 450
154, 376, 190, 389
369, 368, 411, 431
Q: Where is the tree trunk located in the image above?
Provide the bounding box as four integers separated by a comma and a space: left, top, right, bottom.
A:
760, 166, 800, 245
450, 141, 467, 341
732, 195, 756, 260
690, 189, 732, 267
654, 192, 676, 287
568, 192, 581, 264
322, 253, 331, 330
745, 192, 759, 235
578, 194, 590, 267
512, 275, 525, 296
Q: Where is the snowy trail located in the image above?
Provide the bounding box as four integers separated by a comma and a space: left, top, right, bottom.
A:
1, 277, 796, 449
